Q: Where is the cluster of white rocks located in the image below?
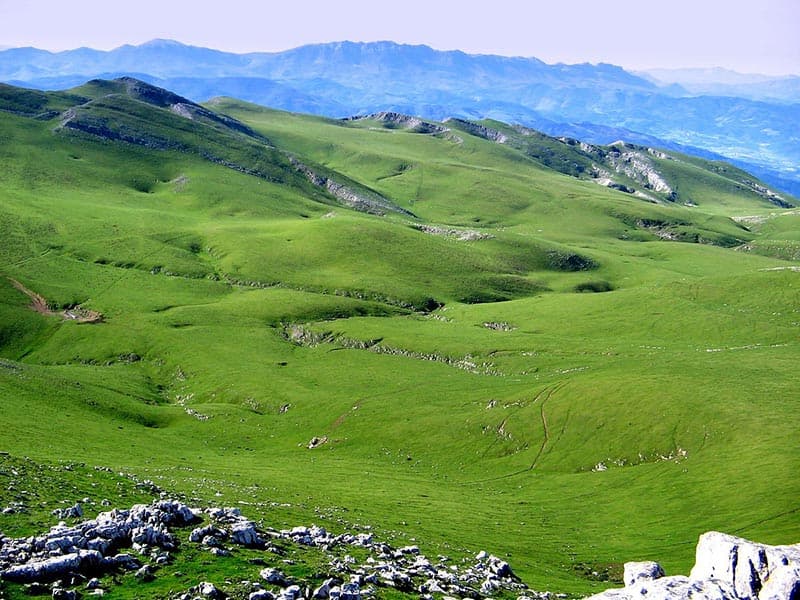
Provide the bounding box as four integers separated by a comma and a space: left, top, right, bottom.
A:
0, 499, 197, 586
6, 498, 794, 600
604, 143, 674, 195
585, 532, 800, 600
0, 499, 537, 600
272, 525, 529, 599
411, 224, 494, 241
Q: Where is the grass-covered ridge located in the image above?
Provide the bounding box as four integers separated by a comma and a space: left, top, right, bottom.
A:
0, 79, 798, 598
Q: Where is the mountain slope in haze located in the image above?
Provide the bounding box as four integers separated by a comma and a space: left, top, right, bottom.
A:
2, 39, 798, 197
0, 79, 798, 598
641, 67, 800, 103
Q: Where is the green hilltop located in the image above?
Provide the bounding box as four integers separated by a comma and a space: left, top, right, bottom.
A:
0, 78, 798, 598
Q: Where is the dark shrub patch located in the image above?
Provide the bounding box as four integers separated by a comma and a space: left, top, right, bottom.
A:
546, 251, 598, 272
574, 280, 614, 293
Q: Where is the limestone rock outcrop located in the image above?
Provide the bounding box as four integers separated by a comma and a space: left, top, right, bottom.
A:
585, 532, 800, 600
0, 498, 536, 599
0, 500, 198, 584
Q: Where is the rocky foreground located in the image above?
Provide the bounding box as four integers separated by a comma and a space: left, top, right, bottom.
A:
1, 498, 798, 600
587, 531, 800, 600
0, 499, 532, 599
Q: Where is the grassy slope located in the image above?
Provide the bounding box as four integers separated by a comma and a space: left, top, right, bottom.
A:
0, 89, 798, 597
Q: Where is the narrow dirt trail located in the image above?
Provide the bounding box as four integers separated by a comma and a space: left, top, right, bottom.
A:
8, 278, 103, 323
528, 382, 566, 471
462, 381, 567, 485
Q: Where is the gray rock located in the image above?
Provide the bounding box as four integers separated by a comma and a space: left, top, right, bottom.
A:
86, 538, 111, 554
230, 521, 263, 547
206, 507, 241, 522
103, 553, 140, 570
623, 561, 664, 586
481, 576, 501, 595
86, 578, 102, 589
584, 531, 800, 600
313, 578, 340, 598
195, 581, 225, 598
131, 524, 173, 548
52, 503, 83, 520
202, 535, 224, 548
339, 582, 361, 600
260, 568, 288, 585
51, 587, 79, 600
691, 532, 800, 600
279, 584, 303, 600
2, 549, 100, 583
135, 564, 154, 581
44, 535, 82, 553
759, 565, 800, 600
691, 531, 767, 599
155, 500, 197, 525
419, 578, 446, 594
488, 555, 514, 578
585, 575, 735, 600
249, 591, 275, 600
190, 525, 228, 544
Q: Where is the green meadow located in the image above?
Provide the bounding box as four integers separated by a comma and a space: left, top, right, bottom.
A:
0, 81, 798, 598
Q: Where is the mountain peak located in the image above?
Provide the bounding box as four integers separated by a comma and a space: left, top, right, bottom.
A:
139, 39, 187, 49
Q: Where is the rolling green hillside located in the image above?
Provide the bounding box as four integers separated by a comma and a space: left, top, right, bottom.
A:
0, 79, 798, 599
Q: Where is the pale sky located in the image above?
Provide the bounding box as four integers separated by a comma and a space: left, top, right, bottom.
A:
1, 0, 798, 75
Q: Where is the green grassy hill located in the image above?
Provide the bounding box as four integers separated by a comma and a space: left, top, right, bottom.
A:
0, 79, 798, 599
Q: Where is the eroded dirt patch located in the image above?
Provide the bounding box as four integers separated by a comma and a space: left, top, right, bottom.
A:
9, 278, 103, 323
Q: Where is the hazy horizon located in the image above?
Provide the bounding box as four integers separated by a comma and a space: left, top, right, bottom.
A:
1, 0, 798, 76
2, 37, 798, 80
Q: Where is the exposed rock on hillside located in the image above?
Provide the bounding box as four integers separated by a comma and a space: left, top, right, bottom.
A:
117, 76, 193, 109
604, 142, 674, 196
585, 531, 800, 600
59, 105, 186, 151
9, 278, 103, 324
0, 499, 539, 600
347, 112, 450, 136
62, 77, 267, 144
445, 118, 509, 143
281, 323, 500, 375
736, 177, 791, 208
450, 119, 791, 208
455, 120, 677, 200
117, 77, 268, 141
411, 223, 494, 241
52, 77, 419, 218
289, 157, 416, 217
0, 500, 197, 583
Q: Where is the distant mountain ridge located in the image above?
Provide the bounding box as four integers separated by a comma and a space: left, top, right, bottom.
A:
640, 67, 800, 103
0, 39, 657, 88
2, 39, 798, 195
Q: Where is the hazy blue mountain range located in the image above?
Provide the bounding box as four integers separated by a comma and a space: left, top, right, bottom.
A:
640, 67, 800, 103
2, 39, 798, 195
